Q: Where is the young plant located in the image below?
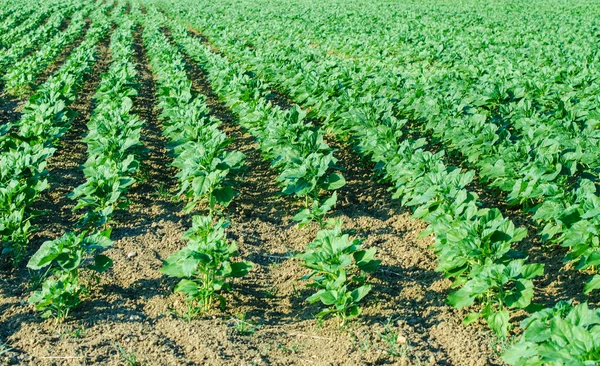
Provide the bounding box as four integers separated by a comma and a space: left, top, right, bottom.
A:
276, 129, 346, 228
297, 221, 380, 325
69, 155, 138, 229
161, 215, 252, 315
293, 191, 340, 229
379, 318, 410, 358
446, 258, 544, 338
112, 342, 137, 366
27, 230, 113, 321
172, 132, 246, 215
503, 301, 600, 365
230, 312, 257, 336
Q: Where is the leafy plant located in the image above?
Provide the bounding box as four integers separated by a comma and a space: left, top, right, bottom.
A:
70, 155, 138, 228
161, 18, 346, 228
297, 221, 380, 324
503, 301, 600, 365
0, 4, 116, 265
161, 216, 252, 315
447, 259, 544, 338
142, 21, 246, 215
27, 230, 113, 321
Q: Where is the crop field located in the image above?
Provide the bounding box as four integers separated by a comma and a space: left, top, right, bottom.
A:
0, 0, 599, 364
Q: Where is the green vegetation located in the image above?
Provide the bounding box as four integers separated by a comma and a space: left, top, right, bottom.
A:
1, 0, 599, 363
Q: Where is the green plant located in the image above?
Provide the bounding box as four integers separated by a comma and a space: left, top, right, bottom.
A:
0, 4, 115, 266
161, 215, 252, 314
379, 318, 410, 358
70, 156, 138, 228
503, 301, 600, 365
278, 342, 305, 354
27, 230, 113, 321
58, 325, 87, 339
112, 342, 137, 366
0, 342, 12, 356
231, 312, 256, 336
447, 259, 544, 338
297, 221, 380, 325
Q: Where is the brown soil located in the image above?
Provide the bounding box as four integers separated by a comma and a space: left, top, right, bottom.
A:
0, 24, 510, 366
0, 85, 26, 126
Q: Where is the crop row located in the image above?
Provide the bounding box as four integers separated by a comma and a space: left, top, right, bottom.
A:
148, 1, 600, 361
0, 1, 84, 77
0, 4, 35, 45
0, 3, 119, 265
159, 0, 600, 293
135, 6, 379, 322
27, 10, 140, 320
2, 1, 105, 96
152, 4, 544, 337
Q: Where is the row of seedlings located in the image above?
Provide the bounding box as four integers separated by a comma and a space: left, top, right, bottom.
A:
160, 10, 540, 335
0, 1, 86, 77
157, 2, 600, 359
139, 9, 252, 317
153, 7, 380, 325
2, 0, 112, 97
26, 13, 142, 322
0, 4, 121, 266
161, 0, 600, 295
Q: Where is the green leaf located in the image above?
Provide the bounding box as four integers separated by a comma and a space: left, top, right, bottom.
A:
174, 279, 199, 297
324, 173, 346, 190
213, 186, 235, 206
88, 254, 113, 273
583, 274, 600, 294
485, 309, 510, 337
319, 290, 338, 305
351, 285, 372, 303
230, 261, 253, 278
27, 240, 61, 270
520, 263, 545, 279
462, 312, 481, 326
346, 305, 361, 319
292, 208, 311, 222
446, 288, 475, 308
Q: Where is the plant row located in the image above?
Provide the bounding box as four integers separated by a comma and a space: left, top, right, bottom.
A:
26, 11, 141, 322
2, 0, 112, 97
0, 5, 35, 46
0, 4, 118, 266
156, 8, 540, 337
0, 1, 84, 76
142, 6, 380, 324
69, 18, 143, 229
157, 0, 600, 294
152, 0, 600, 361
0, 4, 48, 49
138, 8, 252, 316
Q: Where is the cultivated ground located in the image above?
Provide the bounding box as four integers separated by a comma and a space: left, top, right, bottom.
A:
1, 4, 599, 366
